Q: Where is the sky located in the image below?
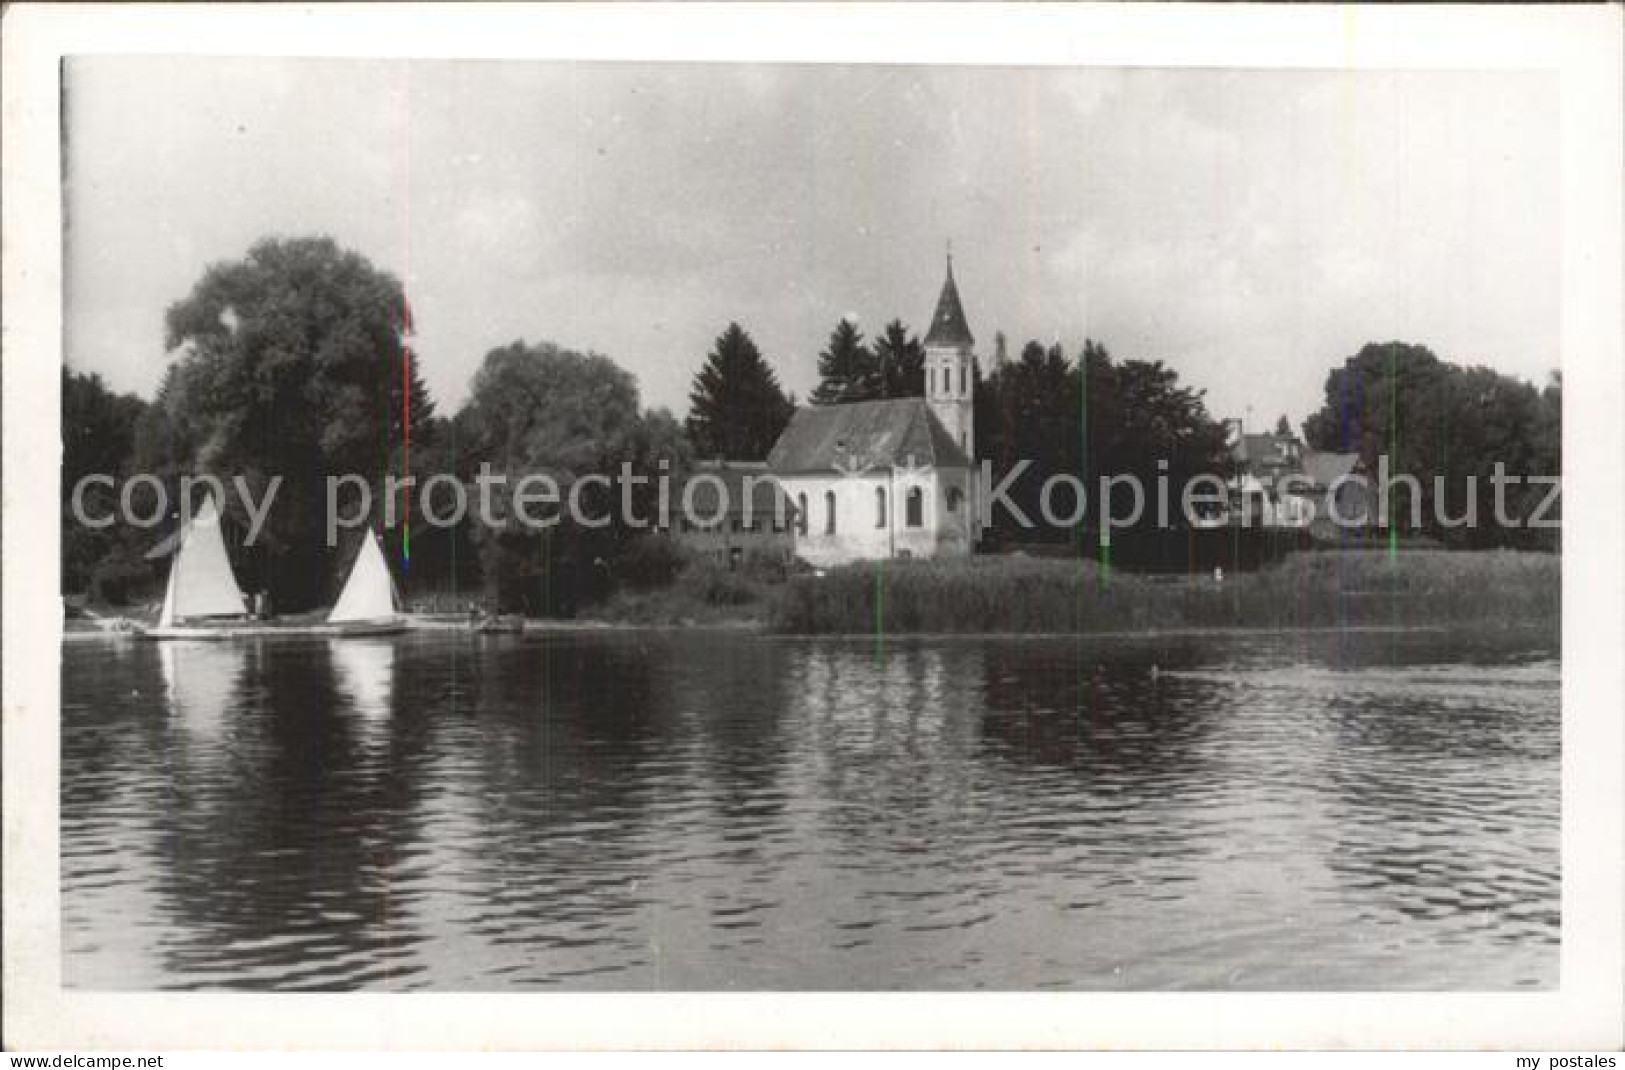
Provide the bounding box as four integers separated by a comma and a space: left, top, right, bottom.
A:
64, 58, 1559, 431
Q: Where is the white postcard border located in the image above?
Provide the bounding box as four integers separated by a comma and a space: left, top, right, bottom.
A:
4, 2, 1620, 1051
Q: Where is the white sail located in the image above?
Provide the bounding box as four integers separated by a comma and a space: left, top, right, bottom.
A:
156, 539, 181, 628
328, 531, 399, 624
158, 496, 246, 624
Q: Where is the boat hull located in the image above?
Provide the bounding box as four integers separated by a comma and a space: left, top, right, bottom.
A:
139, 619, 407, 641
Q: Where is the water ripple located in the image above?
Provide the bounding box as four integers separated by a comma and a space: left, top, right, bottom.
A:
61, 627, 1558, 990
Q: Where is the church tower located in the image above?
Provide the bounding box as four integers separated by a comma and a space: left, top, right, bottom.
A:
924, 251, 976, 459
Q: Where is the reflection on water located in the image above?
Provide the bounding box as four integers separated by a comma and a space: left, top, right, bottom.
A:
62, 627, 1558, 990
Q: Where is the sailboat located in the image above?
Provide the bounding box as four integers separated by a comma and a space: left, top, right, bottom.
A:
141, 499, 406, 639
141, 496, 252, 639
323, 530, 408, 636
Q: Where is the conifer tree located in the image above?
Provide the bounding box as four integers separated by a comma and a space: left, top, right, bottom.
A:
873, 319, 926, 398
810, 318, 881, 405
684, 322, 795, 460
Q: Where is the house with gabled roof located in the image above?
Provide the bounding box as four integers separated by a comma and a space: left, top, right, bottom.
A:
763, 256, 981, 566
1229, 430, 1306, 526
1298, 450, 1371, 535
1226, 426, 1368, 533
669, 460, 798, 569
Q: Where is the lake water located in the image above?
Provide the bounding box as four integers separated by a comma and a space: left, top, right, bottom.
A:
61, 626, 1559, 990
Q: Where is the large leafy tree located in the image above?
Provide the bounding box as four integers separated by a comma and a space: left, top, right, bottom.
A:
873, 319, 926, 398
459, 341, 641, 478
810, 318, 880, 405
457, 340, 691, 614
684, 322, 795, 460
158, 236, 434, 608
1094, 357, 1230, 495
1303, 342, 1449, 470
1304, 341, 1560, 545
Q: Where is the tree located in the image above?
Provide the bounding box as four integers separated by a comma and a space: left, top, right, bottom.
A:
460, 341, 641, 477
1102, 358, 1229, 489
810, 318, 880, 405
158, 236, 433, 608
457, 340, 689, 614
1536, 370, 1561, 476
63, 370, 146, 491
975, 341, 1081, 539
684, 322, 794, 460
975, 338, 1228, 548
873, 319, 926, 398
1303, 342, 1560, 546
61, 370, 150, 600
370, 410, 473, 601
1275, 414, 1293, 437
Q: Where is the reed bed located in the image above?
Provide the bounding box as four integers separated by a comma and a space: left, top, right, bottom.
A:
770, 549, 1559, 634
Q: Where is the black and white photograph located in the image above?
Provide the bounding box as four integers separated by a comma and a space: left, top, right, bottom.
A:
4, 1, 1622, 1054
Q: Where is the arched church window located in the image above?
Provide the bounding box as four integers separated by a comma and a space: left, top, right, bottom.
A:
906, 487, 924, 528
875, 486, 887, 528
959, 364, 966, 395
824, 490, 837, 535
797, 493, 808, 535
946, 487, 963, 513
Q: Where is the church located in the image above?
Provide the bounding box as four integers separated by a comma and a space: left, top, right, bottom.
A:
764, 256, 982, 567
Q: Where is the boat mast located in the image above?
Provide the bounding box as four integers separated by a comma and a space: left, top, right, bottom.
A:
156, 509, 188, 628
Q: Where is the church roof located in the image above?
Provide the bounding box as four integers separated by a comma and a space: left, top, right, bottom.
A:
767, 398, 972, 475
923, 256, 975, 349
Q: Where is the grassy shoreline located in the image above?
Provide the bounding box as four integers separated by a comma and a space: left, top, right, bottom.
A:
769, 549, 1559, 635
66, 548, 1559, 638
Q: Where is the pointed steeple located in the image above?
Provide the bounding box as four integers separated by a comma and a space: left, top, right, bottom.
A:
924, 249, 975, 349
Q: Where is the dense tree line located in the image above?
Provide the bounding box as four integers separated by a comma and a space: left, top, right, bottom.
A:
975, 338, 1232, 547
60, 237, 1564, 610
684, 315, 929, 458
62, 238, 684, 613
804, 317, 927, 406
61, 370, 149, 602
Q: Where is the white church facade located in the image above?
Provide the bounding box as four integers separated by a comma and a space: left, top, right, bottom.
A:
764, 257, 982, 567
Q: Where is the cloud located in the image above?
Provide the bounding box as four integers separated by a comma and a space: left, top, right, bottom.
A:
65, 60, 1558, 430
